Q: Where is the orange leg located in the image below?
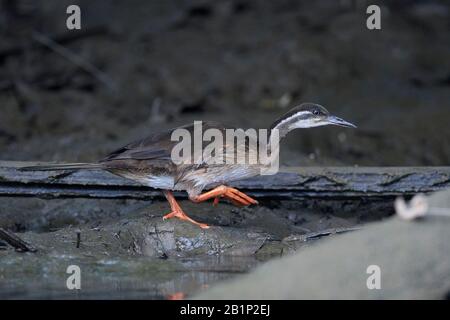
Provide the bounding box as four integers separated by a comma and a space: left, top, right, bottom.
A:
191, 185, 258, 207
163, 191, 209, 229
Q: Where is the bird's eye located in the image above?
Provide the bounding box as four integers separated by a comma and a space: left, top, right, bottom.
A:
313, 110, 320, 116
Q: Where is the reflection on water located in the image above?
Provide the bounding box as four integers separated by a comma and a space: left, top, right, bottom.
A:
0, 254, 269, 299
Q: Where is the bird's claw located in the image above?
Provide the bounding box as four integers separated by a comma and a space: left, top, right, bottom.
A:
162, 210, 210, 229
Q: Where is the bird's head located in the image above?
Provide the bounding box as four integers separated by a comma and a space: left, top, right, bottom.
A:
271, 103, 356, 136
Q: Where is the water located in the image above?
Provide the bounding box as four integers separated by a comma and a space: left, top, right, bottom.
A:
0, 252, 267, 299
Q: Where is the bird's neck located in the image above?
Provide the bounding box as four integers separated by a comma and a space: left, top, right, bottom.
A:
269, 117, 298, 140
270, 125, 290, 140
265, 121, 291, 156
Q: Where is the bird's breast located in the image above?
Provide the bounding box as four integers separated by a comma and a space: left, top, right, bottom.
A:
178, 165, 261, 190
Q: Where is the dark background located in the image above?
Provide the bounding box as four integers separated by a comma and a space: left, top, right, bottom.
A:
1, 0, 449, 166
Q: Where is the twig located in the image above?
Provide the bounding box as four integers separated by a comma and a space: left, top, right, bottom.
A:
0, 26, 108, 61
76, 230, 81, 248
0, 228, 37, 252
284, 226, 361, 243
31, 31, 116, 90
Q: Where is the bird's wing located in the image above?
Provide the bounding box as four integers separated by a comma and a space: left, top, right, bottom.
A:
100, 131, 174, 162
100, 121, 230, 163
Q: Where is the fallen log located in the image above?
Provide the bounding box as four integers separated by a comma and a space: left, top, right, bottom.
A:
0, 161, 449, 200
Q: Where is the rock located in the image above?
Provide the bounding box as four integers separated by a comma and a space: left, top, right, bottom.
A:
194, 190, 450, 299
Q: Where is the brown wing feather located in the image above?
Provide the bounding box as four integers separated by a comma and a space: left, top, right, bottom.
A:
100, 121, 229, 163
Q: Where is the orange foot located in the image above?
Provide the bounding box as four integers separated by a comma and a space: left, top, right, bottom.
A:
192, 185, 258, 207
163, 191, 209, 229
166, 292, 186, 300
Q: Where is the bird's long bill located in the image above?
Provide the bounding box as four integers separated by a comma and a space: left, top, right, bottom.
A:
327, 115, 357, 128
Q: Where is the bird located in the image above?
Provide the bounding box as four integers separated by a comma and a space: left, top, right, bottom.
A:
21, 103, 356, 229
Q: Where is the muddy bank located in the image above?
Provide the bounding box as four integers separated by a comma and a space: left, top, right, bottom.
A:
0, 195, 388, 234
0, 195, 389, 299
0, 208, 272, 299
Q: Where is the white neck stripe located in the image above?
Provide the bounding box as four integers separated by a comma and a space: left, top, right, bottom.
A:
272, 111, 311, 131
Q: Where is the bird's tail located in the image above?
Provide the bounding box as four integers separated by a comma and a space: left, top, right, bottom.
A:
20, 163, 103, 171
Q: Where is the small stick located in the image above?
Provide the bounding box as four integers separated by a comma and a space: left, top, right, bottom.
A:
0, 228, 37, 252
0, 26, 108, 61
302, 226, 361, 241
76, 230, 81, 248
284, 226, 361, 243
31, 31, 116, 90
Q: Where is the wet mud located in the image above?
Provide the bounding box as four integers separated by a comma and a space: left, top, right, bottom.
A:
0, 196, 391, 298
